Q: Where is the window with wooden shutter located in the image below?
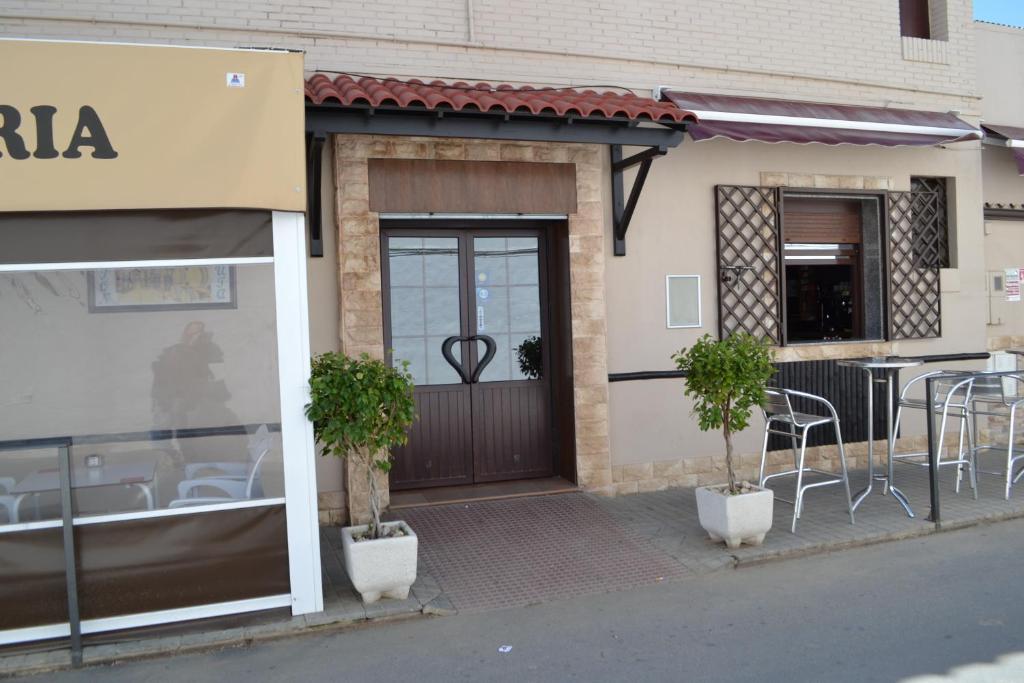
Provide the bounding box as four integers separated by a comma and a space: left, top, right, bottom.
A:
887, 190, 942, 339
715, 185, 783, 343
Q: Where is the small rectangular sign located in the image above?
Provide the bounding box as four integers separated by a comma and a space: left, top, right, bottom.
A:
1005, 268, 1021, 302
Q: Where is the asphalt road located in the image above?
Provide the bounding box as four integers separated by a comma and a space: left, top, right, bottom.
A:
19, 519, 1024, 683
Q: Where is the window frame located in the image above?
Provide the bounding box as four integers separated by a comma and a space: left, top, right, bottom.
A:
665, 274, 702, 329
0, 210, 322, 647
778, 188, 889, 347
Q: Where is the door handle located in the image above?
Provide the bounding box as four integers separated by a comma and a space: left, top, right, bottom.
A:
469, 334, 497, 383
441, 335, 471, 384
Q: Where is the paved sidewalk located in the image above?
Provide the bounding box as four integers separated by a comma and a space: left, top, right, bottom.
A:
0, 527, 454, 678
17, 517, 1024, 683
396, 493, 689, 612
601, 457, 1024, 571
5, 458, 1023, 678
392, 458, 1024, 614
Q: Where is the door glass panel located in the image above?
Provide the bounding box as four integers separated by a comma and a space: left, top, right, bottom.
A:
387, 237, 462, 385
473, 237, 543, 382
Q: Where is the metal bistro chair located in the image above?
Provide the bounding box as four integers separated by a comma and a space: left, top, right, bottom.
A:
967, 372, 1024, 499
0, 477, 18, 523
892, 372, 977, 498
758, 388, 855, 533
168, 425, 272, 508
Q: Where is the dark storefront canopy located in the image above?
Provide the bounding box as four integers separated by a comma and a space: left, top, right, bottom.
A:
305, 74, 701, 256
981, 123, 1024, 174
660, 90, 981, 147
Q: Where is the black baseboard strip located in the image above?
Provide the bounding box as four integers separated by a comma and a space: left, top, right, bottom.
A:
608, 351, 991, 383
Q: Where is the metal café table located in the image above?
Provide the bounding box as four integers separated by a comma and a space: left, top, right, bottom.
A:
11, 457, 157, 519
837, 356, 923, 517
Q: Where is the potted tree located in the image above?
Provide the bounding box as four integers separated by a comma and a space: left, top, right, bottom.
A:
672, 333, 776, 549
306, 352, 417, 604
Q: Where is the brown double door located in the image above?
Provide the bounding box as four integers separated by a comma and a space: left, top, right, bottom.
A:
382, 225, 555, 490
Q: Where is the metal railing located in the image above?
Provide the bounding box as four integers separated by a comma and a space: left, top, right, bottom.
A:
0, 423, 281, 667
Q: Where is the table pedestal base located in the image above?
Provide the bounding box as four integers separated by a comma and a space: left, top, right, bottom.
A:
853, 476, 914, 517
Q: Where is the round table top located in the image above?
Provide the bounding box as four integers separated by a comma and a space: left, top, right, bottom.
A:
836, 356, 924, 369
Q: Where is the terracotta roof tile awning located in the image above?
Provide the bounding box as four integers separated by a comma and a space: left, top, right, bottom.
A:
306, 74, 698, 124
981, 124, 1024, 174
661, 91, 981, 147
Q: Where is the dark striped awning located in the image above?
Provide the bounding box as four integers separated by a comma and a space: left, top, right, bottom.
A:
982, 124, 1024, 174
660, 90, 981, 147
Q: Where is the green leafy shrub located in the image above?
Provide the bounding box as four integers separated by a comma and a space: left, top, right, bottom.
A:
305, 352, 416, 538
515, 335, 543, 379
672, 334, 775, 494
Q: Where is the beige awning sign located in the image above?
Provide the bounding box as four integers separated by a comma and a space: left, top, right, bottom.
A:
0, 39, 305, 212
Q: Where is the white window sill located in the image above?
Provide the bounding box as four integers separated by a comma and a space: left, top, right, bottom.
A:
901, 36, 949, 65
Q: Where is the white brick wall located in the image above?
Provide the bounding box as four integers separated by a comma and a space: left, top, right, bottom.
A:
0, 0, 979, 114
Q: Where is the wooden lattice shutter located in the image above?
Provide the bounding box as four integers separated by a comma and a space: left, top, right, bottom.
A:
715, 185, 782, 343
910, 177, 950, 268
887, 190, 942, 339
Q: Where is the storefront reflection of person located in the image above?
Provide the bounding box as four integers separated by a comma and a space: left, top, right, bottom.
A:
151, 321, 240, 461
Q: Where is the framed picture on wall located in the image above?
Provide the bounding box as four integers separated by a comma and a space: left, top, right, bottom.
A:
88, 265, 237, 312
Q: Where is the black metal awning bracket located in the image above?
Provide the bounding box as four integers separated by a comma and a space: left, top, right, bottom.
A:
304, 106, 688, 259
306, 131, 326, 258
611, 144, 669, 256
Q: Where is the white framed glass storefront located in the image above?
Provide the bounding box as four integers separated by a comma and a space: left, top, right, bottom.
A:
0, 210, 321, 648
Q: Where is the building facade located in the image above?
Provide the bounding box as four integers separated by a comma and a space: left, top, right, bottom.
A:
976, 20, 1024, 353
0, 2, 1003, 531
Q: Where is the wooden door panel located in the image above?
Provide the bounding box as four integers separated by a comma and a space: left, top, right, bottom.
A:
472, 381, 553, 482
390, 385, 473, 490
383, 224, 560, 490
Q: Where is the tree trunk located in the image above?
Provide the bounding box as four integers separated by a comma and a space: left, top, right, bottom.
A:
365, 448, 383, 539
723, 422, 737, 494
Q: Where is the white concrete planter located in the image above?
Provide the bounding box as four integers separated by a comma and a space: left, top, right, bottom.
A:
341, 520, 418, 604
695, 485, 774, 549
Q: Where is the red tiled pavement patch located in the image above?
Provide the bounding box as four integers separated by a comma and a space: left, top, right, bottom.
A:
393, 493, 690, 613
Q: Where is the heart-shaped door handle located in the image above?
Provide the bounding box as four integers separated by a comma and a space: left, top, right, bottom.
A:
440, 335, 471, 384
469, 334, 497, 383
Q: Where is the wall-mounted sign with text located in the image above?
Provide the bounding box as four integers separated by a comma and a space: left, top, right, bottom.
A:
1005, 268, 1022, 302
0, 39, 305, 212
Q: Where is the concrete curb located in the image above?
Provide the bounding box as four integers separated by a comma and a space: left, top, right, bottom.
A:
729, 508, 1024, 570
0, 599, 455, 679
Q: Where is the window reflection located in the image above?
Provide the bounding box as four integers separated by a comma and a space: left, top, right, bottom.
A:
473, 238, 543, 382
0, 264, 283, 524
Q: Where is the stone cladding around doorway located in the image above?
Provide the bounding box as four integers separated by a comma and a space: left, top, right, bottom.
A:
332, 134, 613, 523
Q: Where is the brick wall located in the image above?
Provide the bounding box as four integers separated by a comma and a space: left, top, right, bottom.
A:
0, 1, 978, 113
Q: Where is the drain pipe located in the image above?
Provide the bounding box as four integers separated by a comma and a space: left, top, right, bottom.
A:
466, 0, 476, 42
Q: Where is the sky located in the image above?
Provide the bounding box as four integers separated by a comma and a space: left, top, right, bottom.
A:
974, 0, 1024, 28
